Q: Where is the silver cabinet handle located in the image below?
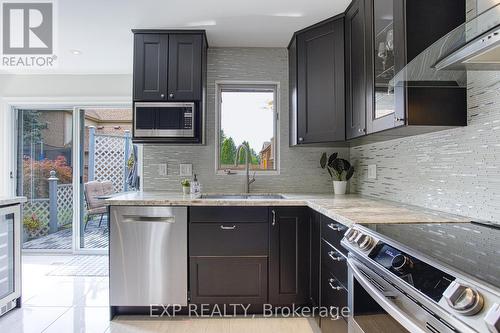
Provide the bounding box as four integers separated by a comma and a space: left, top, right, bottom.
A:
160, 93, 165, 99
169, 93, 174, 98
220, 225, 236, 230
328, 278, 343, 291
328, 251, 345, 262
298, 137, 304, 142
358, 128, 366, 133
395, 117, 405, 122
271, 210, 276, 226
327, 223, 344, 232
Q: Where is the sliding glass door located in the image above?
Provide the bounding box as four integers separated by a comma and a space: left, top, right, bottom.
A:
16, 107, 135, 253
17, 109, 74, 251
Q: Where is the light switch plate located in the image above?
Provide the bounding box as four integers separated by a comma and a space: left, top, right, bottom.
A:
180, 164, 193, 177
158, 163, 168, 176
368, 164, 377, 179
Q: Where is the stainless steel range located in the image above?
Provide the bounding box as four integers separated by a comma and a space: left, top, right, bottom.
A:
341, 222, 500, 333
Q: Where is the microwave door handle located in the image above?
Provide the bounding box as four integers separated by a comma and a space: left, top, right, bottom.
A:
347, 258, 426, 333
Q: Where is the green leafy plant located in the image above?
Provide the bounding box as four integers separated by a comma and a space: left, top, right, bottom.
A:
181, 179, 191, 187
23, 213, 42, 233
320, 152, 355, 181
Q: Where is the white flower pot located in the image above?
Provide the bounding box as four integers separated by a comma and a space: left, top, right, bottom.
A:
333, 180, 348, 195
182, 186, 190, 195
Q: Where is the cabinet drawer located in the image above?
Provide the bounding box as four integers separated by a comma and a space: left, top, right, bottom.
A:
190, 256, 267, 305
321, 240, 347, 288
190, 207, 268, 223
321, 215, 347, 254
321, 272, 348, 310
190, 222, 268, 256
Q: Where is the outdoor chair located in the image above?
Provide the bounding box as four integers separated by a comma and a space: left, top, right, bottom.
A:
83, 180, 114, 230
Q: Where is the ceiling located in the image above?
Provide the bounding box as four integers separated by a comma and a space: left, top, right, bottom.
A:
1, 0, 350, 74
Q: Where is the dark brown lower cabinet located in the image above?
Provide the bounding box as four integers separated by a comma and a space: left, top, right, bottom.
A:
269, 207, 310, 305
189, 256, 268, 305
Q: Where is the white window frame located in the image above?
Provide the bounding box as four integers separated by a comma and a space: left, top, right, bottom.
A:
215, 81, 280, 175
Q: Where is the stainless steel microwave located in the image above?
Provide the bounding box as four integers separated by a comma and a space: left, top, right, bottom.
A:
134, 102, 195, 137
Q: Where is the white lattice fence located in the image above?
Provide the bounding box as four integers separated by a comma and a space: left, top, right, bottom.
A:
23, 199, 50, 237
57, 184, 73, 227
94, 134, 126, 192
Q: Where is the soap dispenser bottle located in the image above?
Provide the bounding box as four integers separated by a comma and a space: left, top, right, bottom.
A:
191, 174, 201, 197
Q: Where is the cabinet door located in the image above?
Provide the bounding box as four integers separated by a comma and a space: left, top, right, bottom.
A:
296, 18, 345, 144
167, 34, 203, 101
366, 0, 399, 134
133, 34, 168, 101
190, 256, 268, 305
269, 207, 310, 305
310, 211, 321, 307
345, 0, 368, 139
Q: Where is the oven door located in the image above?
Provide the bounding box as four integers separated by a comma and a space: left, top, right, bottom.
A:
134, 102, 195, 137
0, 204, 21, 314
347, 257, 456, 333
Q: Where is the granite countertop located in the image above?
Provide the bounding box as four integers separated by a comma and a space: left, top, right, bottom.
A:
0, 196, 27, 206
106, 192, 470, 227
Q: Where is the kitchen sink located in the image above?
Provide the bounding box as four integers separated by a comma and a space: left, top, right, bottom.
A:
201, 194, 285, 200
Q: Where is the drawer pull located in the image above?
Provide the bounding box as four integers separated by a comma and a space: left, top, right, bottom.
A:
271, 210, 276, 226
220, 225, 236, 230
328, 278, 343, 291
328, 251, 345, 262
327, 223, 345, 232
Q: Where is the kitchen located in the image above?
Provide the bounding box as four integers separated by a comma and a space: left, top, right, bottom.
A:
0, 0, 499, 332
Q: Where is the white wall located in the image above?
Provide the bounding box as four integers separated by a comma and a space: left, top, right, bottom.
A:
0, 74, 132, 196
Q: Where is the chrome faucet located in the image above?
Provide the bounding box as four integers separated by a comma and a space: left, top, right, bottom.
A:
235, 144, 256, 193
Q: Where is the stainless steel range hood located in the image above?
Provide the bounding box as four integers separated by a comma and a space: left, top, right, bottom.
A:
435, 3, 500, 70
391, 2, 500, 89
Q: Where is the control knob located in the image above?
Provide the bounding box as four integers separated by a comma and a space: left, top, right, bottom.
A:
391, 254, 413, 272
345, 229, 359, 243
357, 234, 374, 251
443, 281, 484, 316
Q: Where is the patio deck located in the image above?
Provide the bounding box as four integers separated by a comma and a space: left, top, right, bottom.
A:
23, 217, 109, 250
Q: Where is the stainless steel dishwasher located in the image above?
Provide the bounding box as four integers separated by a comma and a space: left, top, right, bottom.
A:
109, 206, 187, 306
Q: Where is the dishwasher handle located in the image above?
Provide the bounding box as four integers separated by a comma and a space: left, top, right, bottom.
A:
121, 215, 176, 223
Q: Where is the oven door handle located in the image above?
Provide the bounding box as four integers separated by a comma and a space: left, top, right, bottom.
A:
348, 258, 426, 333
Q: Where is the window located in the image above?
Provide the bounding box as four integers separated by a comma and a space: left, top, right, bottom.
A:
217, 83, 278, 173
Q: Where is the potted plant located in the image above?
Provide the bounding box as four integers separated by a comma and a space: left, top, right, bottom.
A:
320, 152, 355, 195
23, 213, 42, 240
181, 179, 191, 195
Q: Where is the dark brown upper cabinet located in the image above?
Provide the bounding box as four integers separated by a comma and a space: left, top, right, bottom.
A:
167, 34, 203, 101
346, 0, 467, 143
269, 207, 310, 305
345, 0, 368, 140
133, 33, 168, 101
289, 16, 345, 146
133, 30, 206, 102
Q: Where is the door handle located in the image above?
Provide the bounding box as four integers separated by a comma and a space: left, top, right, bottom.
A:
328, 251, 345, 262
122, 215, 175, 223
328, 278, 343, 291
327, 223, 345, 232
220, 225, 236, 230
271, 210, 276, 226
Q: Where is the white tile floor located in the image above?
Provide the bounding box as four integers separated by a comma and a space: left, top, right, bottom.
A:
0, 255, 318, 333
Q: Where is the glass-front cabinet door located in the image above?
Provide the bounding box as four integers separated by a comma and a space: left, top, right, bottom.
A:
368, 0, 401, 133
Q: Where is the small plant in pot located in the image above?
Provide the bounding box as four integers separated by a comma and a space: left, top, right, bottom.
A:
181, 179, 191, 195
320, 152, 355, 195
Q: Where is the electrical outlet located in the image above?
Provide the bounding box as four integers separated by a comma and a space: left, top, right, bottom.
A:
180, 163, 193, 177
158, 163, 168, 176
368, 164, 377, 179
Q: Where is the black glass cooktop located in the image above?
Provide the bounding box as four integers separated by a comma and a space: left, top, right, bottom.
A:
361, 222, 500, 289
